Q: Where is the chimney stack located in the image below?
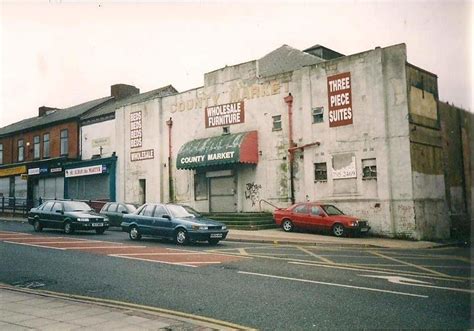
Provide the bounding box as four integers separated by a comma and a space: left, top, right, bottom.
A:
111, 84, 140, 100
38, 106, 58, 117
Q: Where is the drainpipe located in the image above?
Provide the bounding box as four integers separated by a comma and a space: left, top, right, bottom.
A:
166, 117, 174, 203
284, 93, 295, 205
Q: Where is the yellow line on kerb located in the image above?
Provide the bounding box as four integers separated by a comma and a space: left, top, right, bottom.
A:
0, 284, 254, 330
370, 251, 451, 277
297, 246, 333, 264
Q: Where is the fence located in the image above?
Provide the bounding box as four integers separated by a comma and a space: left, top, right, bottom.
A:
0, 196, 109, 216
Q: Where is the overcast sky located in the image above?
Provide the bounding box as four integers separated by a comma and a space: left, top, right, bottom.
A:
0, 0, 472, 127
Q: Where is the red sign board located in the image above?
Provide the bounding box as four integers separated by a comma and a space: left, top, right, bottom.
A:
205, 102, 244, 128
327, 72, 353, 127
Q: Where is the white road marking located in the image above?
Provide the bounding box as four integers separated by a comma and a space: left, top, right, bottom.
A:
110, 252, 203, 256
289, 261, 467, 282
110, 255, 199, 268
64, 246, 140, 250
297, 246, 333, 264
238, 271, 428, 298
4, 241, 66, 250
238, 248, 249, 256
370, 251, 450, 277
360, 274, 474, 294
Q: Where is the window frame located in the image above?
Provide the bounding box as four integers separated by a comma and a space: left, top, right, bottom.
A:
272, 115, 282, 131
33, 135, 40, 159
60, 129, 69, 156
0, 143, 3, 164
43, 133, 50, 158
17, 139, 24, 162
314, 162, 328, 182
362, 158, 377, 180
312, 107, 324, 124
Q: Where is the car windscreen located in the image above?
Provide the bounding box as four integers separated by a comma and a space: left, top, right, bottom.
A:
321, 205, 344, 215
63, 201, 93, 212
167, 205, 197, 218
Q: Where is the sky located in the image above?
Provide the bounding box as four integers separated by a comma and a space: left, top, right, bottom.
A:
0, 0, 472, 127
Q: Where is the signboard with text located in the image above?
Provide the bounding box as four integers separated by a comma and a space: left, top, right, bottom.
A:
130, 149, 155, 162
205, 102, 244, 128
327, 72, 353, 128
130, 111, 142, 148
65, 165, 104, 178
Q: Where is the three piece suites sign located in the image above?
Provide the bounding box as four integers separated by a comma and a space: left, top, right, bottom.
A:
130, 111, 155, 162
327, 72, 353, 128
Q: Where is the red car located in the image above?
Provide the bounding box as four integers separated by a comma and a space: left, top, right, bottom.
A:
273, 202, 370, 237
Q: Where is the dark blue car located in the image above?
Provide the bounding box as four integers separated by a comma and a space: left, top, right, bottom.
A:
121, 203, 228, 245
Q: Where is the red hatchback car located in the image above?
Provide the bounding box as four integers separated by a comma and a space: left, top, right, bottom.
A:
273, 202, 370, 237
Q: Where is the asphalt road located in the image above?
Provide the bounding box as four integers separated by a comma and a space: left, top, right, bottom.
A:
0, 220, 472, 330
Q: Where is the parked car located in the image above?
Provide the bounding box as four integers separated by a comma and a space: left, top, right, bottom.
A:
121, 203, 228, 245
273, 202, 370, 237
100, 202, 138, 227
28, 200, 109, 234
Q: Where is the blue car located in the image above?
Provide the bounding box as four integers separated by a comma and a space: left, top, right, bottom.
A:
121, 203, 228, 245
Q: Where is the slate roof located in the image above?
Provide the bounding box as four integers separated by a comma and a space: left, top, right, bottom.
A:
81, 85, 178, 120
0, 96, 113, 137
257, 44, 324, 78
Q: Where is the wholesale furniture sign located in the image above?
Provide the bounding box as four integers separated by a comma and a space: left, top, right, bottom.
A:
205, 102, 244, 128
327, 72, 353, 127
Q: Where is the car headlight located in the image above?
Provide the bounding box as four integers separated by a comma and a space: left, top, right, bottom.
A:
350, 220, 359, 227
192, 225, 208, 230
222, 225, 227, 230
77, 218, 89, 222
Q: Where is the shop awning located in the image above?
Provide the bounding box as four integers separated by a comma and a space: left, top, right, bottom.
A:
176, 131, 258, 170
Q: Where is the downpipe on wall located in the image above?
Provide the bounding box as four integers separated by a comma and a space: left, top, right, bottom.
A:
284, 93, 296, 205
166, 117, 175, 203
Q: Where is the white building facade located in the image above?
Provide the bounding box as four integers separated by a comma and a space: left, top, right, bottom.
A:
114, 43, 449, 240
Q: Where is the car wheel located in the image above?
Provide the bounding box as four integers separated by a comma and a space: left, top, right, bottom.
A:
129, 226, 142, 241
175, 228, 188, 245
95, 228, 106, 235
208, 239, 219, 246
332, 223, 345, 237
64, 221, 74, 235
33, 219, 43, 232
282, 219, 294, 232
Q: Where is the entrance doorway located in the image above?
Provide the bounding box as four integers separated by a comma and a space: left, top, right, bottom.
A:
139, 179, 146, 204
209, 176, 236, 212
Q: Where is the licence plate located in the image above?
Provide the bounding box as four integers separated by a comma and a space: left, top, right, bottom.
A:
92, 223, 103, 227
360, 227, 369, 232
210, 233, 223, 238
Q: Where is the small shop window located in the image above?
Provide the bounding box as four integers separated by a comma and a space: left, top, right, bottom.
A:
312, 107, 324, 123
272, 115, 282, 131
33, 136, 40, 159
314, 162, 327, 181
194, 172, 208, 201
362, 158, 377, 180
17, 139, 24, 162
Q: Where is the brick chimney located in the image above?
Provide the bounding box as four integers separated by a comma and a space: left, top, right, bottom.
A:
38, 106, 58, 117
111, 84, 140, 100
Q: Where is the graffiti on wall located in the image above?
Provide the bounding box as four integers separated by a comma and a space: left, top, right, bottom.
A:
245, 182, 262, 207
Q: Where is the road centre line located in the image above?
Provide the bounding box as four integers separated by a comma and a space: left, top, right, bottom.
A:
4, 241, 66, 250
297, 246, 333, 264
238, 271, 428, 298
289, 261, 468, 282
370, 251, 451, 277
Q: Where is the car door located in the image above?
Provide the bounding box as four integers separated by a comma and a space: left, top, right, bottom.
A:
291, 204, 310, 229
50, 202, 65, 229
151, 205, 173, 238
306, 205, 326, 231
106, 203, 119, 226
137, 205, 156, 235
116, 204, 129, 226
39, 201, 55, 227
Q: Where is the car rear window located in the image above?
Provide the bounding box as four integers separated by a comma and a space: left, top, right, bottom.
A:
293, 204, 308, 214
321, 205, 344, 215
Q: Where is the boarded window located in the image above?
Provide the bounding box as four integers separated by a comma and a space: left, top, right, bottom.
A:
33, 136, 40, 159
17, 139, 24, 162
60, 129, 68, 156
314, 162, 327, 181
362, 158, 377, 179
43, 133, 50, 158
272, 115, 282, 131
312, 107, 324, 123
